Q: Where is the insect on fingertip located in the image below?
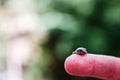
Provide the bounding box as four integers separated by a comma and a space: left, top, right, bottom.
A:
73, 47, 87, 55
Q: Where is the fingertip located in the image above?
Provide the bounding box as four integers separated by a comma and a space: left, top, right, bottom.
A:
64, 54, 95, 76
64, 54, 119, 80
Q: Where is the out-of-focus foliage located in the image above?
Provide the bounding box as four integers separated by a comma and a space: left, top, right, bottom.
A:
38, 0, 120, 80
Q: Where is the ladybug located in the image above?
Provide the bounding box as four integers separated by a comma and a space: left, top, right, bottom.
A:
72, 47, 87, 55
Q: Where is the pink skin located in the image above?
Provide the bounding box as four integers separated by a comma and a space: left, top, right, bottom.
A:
64, 54, 120, 80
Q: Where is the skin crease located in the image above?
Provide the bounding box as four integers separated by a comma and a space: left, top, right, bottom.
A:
64, 54, 120, 80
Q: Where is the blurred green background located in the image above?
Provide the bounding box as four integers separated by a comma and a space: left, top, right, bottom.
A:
1, 0, 120, 80
40, 0, 120, 80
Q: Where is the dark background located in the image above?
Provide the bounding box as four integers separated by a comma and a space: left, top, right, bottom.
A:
40, 0, 120, 80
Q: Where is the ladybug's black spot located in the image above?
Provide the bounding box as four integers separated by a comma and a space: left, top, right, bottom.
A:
76, 49, 83, 52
